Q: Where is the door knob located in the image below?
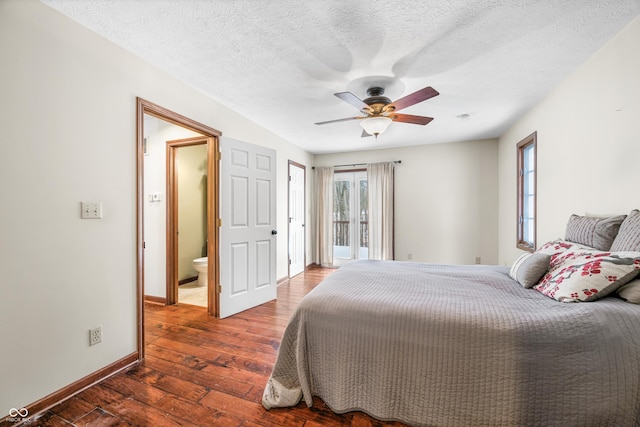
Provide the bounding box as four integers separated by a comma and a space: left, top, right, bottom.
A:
271, 230, 278, 235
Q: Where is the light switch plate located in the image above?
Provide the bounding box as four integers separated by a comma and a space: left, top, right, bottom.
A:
81, 202, 102, 219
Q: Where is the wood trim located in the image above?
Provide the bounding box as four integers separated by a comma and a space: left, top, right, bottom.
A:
12, 352, 138, 423
166, 141, 177, 305
136, 97, 222, 359
289, 160, 306, 169
207, 137, 220, 318
135, 99, 146, 360
139, 99, 222, 137
178, 276, 198, 286
144, 295, 167, 305
516, 131, 537, 252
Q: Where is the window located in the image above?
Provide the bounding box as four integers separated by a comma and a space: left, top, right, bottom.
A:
333, 171, 368, 264
517, 132, 537, 251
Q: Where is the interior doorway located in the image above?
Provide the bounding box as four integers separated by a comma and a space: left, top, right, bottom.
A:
166, 137, 210, 307
288, 161, 306, 277
136, 98, 221, 359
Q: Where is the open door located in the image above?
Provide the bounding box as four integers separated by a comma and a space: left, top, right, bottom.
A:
218, 137, 277, 318
288, 161, 305, 277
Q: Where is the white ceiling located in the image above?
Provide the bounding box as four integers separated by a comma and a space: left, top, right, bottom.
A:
41, 0, 640, 154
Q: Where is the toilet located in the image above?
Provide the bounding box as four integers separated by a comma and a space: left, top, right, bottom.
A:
192, 257, 208, 287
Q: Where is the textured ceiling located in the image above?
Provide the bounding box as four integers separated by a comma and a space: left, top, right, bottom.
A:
41, 0, 640, 154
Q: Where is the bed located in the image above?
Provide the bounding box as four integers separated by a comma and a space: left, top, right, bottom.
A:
262, 212, 640, 426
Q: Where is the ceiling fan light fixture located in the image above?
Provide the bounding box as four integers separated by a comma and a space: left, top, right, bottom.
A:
360, 116, 393, 136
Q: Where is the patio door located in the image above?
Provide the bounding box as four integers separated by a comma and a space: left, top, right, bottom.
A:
333, 171, 368, 266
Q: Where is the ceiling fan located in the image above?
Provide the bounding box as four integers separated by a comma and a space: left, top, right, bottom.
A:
314, 85, 439, 138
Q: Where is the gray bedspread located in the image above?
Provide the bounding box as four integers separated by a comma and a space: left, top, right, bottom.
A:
262, 260, 640, 426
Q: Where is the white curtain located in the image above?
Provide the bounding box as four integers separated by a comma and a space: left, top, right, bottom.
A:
367, 162, 394, 260
315, 166, 334, 267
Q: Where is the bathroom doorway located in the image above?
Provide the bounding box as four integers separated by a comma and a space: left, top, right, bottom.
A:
136, 98, 221, 359
166, 137, 209, 307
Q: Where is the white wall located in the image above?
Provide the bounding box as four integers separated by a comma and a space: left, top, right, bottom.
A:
0, 0, 313, 412
314, 138, 499, 265
498, 16, 640, 266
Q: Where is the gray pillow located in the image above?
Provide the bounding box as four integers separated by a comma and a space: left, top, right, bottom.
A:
565, 214, 626, 251
509, 252, 551, 288
617, 278, 640, 304
610, 210, 640, 252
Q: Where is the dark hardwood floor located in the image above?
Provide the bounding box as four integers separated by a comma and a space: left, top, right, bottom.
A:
17, 266, 407, 426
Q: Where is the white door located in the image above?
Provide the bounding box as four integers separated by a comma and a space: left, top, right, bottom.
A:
219, 137, 277, 318
288, 162, 305, 277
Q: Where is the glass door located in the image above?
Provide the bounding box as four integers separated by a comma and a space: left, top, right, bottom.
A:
333, 171, 368, 265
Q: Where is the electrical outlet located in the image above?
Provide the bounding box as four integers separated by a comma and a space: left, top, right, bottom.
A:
89, 326, 102, 346
407, 253, 413, 260
475, 256, 481, 264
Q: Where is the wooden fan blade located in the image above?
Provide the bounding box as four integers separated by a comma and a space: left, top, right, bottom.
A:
386, 86, 439, 112
314, 116, 363, 125
335, 92, 370, 112
390, 113, 434, 125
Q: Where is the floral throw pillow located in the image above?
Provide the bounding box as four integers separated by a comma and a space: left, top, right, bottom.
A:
535, 239, 593, 269
534, 250, 640, 302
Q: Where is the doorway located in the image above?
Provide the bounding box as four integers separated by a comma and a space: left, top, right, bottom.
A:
333, 170, 368, 266
136, 98, 221, 359
288, 161, 306, 277
166, 137, 209, 307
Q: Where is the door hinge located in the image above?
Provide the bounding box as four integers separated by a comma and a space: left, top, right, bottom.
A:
215, 151, 222, 161
217, 218, 222, 227
217, 284, 222, 293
